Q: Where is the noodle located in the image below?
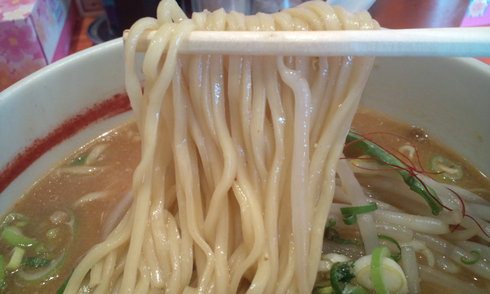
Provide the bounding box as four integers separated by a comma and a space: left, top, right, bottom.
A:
64, 1, 378, 293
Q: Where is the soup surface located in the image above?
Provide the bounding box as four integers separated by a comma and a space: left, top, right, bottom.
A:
0, 109, 488, 293
352, 108, 490, 194
0, 122, 140, 293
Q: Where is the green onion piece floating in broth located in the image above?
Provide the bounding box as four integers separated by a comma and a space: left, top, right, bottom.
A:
460, 250, 481, 265
312, 284, 333, 294
345, 132, 443, 215
340, 203, 378, 225
0, 226, 38, 248
430, 155, 464, 182
330, 262, 356, 293
70, 154, 88, 166
371, 247, 390, 294
0, 255, 5, 291
1, 213, 29, 228
6, 247, 25, 270
57, 270, 73, 294
377, 234, 401, 262
23, 256, 51, 268
325, 218, 360, 246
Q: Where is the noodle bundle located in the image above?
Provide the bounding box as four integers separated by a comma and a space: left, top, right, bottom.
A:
64, 1, 378, 293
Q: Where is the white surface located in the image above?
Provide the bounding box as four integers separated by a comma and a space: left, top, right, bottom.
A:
0, 38, 489, 215
128, 28, 490, 57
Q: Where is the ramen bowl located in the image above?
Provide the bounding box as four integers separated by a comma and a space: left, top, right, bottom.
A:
0, 38, 489, 215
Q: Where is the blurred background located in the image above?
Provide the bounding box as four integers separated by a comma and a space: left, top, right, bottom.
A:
0, 0, 488, 91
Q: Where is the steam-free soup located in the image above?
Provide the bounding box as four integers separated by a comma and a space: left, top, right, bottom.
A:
0, 110, 488, 293
0, 122, 140, 293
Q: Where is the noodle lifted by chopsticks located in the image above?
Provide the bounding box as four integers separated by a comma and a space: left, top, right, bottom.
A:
64, 1, 379, 293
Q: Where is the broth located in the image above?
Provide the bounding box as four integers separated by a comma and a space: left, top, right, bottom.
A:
0, 122, 140, 293
352, 108, 490, 196
0, 109, 488, 293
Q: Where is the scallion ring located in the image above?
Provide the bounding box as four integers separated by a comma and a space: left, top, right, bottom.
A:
460, 250, 481, 265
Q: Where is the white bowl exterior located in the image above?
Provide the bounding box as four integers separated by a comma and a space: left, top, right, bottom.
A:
0, 39, 126, 213
0, 40, 489, 214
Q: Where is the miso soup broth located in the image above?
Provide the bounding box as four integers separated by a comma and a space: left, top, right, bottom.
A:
0, 110, 488, 293
0, 122, 141, 293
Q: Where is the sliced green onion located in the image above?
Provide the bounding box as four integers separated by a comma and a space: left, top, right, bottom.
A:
57, 270, 73, 294
70, 154, 88, 166
340, 203, 378, 225
330, 263, 343, 293
0, 226, 38, 248
1, 213, 29, 228
371, 247, 390, 294
325, 219, 359, 246
430, 155, 463, 182
17, 252, 65, 283
46, 228, 60, 240
23, 256, 51, 268
34, 243, 49, 255
312, 284, 333, 294
346, 132, 443, 215
330, 262, 356, 293
0, 255, 6, 290
460, 250, 481, 265
6, 247, 25, 271
377, 234, 401, 262
331, 236, 360, 246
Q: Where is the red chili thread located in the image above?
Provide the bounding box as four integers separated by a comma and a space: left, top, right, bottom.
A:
447, 188, 490, 238
345, 131, 490, 237
346, 132, 490, 232
345, 132, 451, 210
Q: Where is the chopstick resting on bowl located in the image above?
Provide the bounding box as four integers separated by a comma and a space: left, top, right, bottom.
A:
123, 27, 490, 57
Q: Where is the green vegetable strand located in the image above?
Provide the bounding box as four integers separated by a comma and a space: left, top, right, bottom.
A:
330, 262, 356, 294
0, 255, 5, 291
70, 154, 88, 166
23, 256, 51, 268
340, 203, 378, 225
6, 247, 25, 270
312, 285, 333, 294
57, 271, 73, 294
371, 247, 390, 294
460, 250, 481, 265
325, 219, 359, 246
46, 228, 60, 239
377, 234, 401, 262
0, 226, 38, 248
346, 132, 443, 215
1, 213, 29, 228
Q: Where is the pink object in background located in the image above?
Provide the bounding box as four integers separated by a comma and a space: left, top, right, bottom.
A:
460, 0, 490, 65
0, 0, 76, 91
461, 0, 490, 27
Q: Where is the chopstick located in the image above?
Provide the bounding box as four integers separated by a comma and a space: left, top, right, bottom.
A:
123, 27, 490, 57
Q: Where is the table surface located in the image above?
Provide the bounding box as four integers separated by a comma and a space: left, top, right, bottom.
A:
369, 0, 471, 29
69, 0, 488, 64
